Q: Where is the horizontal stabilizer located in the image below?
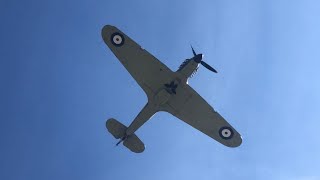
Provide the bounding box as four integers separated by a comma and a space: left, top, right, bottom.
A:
106, 118, 145, 153
106, 118, 126, 139
123, 134, 145, 153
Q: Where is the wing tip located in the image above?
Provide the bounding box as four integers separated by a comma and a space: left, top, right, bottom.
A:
102, 24, 115, 30
101, 24, 116, 39
227, 135, 242, 148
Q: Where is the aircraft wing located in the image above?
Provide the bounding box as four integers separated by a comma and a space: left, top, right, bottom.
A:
101, 25, 175, 98
163, 85, 242, 147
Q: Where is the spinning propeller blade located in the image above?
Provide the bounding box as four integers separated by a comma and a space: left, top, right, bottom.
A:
190, 46, 218, 73
201, 61, 218, 73
191, 45, 197, 56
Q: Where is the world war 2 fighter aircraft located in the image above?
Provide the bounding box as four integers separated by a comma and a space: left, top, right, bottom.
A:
102, 25, 242, 153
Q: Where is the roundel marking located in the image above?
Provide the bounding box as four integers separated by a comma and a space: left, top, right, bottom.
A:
219, 126, 234, 140
110, 32, 125, 47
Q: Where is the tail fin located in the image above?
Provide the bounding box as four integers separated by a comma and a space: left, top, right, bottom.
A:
106, 118, 145, 153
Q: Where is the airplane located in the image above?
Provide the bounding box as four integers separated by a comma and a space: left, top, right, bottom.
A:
101, 25, 242, 153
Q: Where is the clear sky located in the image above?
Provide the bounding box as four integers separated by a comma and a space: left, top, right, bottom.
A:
1, 0, 320, 179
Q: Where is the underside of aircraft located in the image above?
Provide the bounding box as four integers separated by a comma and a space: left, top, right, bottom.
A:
101, 25, 242, 153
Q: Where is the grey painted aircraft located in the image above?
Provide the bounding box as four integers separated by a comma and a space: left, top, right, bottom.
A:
102, 25, 242, 153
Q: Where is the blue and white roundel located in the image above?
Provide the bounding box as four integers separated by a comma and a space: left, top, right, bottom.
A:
111, 32, 125, 47
219, 126, 234, 140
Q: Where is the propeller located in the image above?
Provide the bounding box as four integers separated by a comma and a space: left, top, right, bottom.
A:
191, 45, 217, 73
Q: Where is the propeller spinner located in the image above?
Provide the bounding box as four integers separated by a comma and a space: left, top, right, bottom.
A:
191, 46, 217, 73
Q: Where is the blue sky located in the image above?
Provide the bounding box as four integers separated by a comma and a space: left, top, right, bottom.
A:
1, 0, 320, 179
